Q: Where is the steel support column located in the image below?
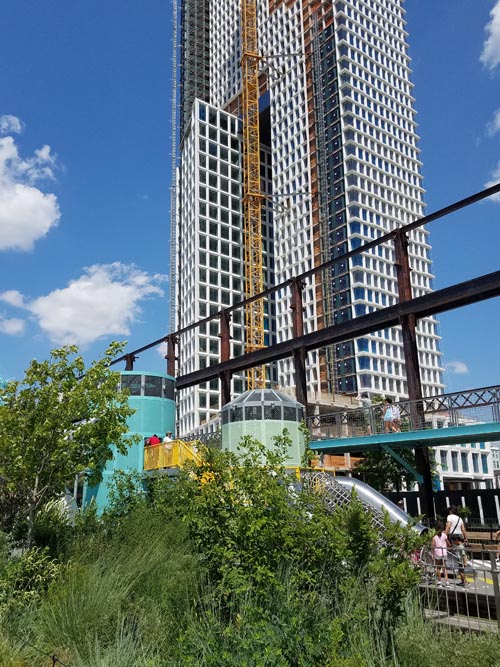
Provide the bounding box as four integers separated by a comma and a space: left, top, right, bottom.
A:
219, 310, 232, 407
165, 336, 177, 378
124, 353, 137, 371
394, 230, 435, 520
291, 278, 308, 411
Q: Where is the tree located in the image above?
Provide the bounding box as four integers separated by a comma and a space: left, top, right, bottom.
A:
0, 342, 137, 545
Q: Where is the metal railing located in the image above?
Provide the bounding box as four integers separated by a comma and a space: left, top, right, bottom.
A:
417, 545, 500, 632
307, 385, 500, 440
143, 439, 202, 471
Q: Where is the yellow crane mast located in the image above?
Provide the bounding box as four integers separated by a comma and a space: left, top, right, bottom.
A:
241, 0, 266, 389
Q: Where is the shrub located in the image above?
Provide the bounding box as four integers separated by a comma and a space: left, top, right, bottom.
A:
0, 547, 62, 613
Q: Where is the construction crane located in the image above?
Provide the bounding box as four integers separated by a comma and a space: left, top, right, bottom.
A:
241, 0, 266, 389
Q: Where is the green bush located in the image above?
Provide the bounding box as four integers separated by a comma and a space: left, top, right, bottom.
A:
0, 547, 62, 612
32, 498, 72, 559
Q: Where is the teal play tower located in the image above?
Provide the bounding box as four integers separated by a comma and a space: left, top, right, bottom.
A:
83, 371, 176, 509
221, 389, 306, 466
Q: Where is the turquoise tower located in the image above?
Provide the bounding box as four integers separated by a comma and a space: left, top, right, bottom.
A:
83, 371, 176, 509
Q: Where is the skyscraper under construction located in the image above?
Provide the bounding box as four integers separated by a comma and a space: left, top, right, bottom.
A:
172, 0, 444, 436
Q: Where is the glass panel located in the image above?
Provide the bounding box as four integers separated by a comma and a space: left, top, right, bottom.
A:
163, 378, 175, 400
121, 374, 142, 396
144, 376, 162, 397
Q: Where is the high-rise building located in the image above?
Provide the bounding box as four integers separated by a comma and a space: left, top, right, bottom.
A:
172, 0, 444, 436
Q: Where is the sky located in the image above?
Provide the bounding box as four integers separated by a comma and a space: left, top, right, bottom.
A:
0, 0, 499, 394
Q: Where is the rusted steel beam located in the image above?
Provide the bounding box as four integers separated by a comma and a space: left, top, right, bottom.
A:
219, 310, 232, 407
394, 230, 434, 519
165, 336, 178, 378
124, 354, 137, 371
291, 278, 307, 410
176, 270, 500, 390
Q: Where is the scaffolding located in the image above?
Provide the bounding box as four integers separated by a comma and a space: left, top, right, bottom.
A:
311, 14, 336, 393
241, 0, 266, 389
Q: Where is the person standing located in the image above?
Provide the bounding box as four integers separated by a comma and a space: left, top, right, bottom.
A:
148, 434, 161, 445
358, 392, 373, 435
432, 522, 450, 587
449, 534, 467, 586
445, 506, 468, 543
383, 398, 395, 433
163, 432, 173, 442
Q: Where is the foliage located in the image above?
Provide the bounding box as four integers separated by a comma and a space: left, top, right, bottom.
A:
152, 435, 349, 601
0, 546, 62, 613
0, 342, 138, 545
103, 470, 147, 525
31, 498, 72, 559
0, 431, 490, 667
459, 505, 472, 519
394, 601, 500, 667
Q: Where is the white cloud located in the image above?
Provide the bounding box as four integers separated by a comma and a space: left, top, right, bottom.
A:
0, 316, 25, 335
445, 360, 469, 375
0, 115, 23, 135
157, 340, 168, 359
486, 108, 500, 136
481, 0, 500, 72
484, 160, 500, 202
0, 133, 60, 252
25, 263, 165, 346
0, 290, 25, 308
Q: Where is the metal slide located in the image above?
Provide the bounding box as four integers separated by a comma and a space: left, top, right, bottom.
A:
304, 471, 428, 535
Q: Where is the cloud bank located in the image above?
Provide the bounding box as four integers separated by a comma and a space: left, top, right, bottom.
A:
0, 263, 165, 346
0, 116, 60, 252
481, 0, 500, 72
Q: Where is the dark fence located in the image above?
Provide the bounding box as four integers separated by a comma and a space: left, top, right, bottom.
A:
385, 488, 500, 529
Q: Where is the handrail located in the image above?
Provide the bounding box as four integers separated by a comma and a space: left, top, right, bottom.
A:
143, 439, 202, 471
307, 386, 500, 440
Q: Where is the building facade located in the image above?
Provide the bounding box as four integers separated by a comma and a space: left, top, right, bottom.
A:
491, 443, 500, 489
435, 442, 495, 491
173, 0, 444, 436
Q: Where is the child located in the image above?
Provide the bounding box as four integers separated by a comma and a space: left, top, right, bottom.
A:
449, 534, 467, 586
432, 522, 450, 587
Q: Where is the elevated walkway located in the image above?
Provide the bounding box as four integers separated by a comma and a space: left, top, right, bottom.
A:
307, 385, 500, 458
310, 421, 500, 455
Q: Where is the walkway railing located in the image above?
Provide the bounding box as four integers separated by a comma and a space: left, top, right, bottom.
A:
418, 545, 500, 632
144, 439, 202, 471
307, 385, 500, 440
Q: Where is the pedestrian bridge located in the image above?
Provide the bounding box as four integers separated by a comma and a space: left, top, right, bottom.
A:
308, 385, 500, 455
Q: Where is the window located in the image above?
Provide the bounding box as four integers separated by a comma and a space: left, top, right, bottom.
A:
472, 453, 479, 473
451, 451, 458, 472
481, 454, 489, 474
440, 450, 448, 470
460, 452, 469, 473
120, 374, 142, 396
144, 375, 162, 397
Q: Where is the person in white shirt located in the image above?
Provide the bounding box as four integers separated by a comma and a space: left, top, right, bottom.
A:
445, 506, 468, 543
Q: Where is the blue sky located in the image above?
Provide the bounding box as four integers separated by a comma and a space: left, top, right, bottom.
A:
0, 0, 499, 394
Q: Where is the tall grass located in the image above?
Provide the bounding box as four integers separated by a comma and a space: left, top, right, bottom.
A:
31, 508, 199, 665
1, 504, 499, 666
